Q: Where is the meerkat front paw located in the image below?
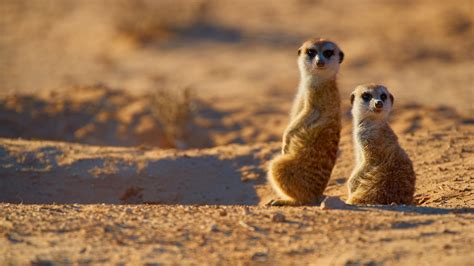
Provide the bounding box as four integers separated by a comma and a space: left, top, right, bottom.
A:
266, 199, 300, 206
281, 143, 289, 154
281, 135, 291, 154
304, 109, 320, 128
282, 128, 297, 154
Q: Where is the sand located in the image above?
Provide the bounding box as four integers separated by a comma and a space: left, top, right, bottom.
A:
0, 0, 473, 265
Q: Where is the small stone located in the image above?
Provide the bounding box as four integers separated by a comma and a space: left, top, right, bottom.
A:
238, 221, 256, 231
219, 210, 227, 216
209, 224, 218, 232
271, 212, 286, 223
443, 229, 457, 234
320, 196, 347, 210
242, 207, 251, 215
252, 251, 268, 261
104, 225, 114, 233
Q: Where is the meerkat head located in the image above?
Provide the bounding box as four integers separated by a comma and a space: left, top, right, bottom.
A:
297, 38, 344, 80
351, 84, 394, 122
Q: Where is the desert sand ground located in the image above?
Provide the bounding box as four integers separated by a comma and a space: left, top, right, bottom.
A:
0, 0, 473, 265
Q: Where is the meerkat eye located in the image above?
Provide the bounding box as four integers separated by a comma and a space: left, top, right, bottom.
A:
307, 49, 316, 58
361, 93, 372, 102
323, 50, 334, 58
380, 93, 387, 101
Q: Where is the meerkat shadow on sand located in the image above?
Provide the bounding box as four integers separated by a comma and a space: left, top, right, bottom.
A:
316, 195, 474, 215
351, 205, 474, 215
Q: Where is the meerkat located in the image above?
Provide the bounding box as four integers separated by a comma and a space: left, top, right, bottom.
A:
347, 84, 416, 205
266, 38, 344, 206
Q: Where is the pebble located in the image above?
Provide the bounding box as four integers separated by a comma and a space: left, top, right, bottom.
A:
320, 196, 347, 210
271, 212, 286, 223
252, 251, 268, 261
242, 207, 251, 215
103, 225, 114, 233
209, 224, 218, 232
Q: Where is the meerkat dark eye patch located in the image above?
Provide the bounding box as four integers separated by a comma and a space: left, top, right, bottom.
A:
306, 49, 316, 58
323, 50, 334, 58
361, 93, 372, 102
380, 93, 387, 101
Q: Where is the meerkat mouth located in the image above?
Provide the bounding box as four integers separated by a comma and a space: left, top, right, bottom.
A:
369, 107, 383, 113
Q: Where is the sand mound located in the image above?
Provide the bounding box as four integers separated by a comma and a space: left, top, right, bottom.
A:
0, 84, 288, 149
0, 84, 216, 149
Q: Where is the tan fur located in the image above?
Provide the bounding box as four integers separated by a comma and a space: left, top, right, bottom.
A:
347, 84, 416, 205
267, 38, 343, 206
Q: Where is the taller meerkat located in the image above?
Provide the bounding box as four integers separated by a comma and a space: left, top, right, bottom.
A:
347, 84, 416, 205
267, 38, 344, 206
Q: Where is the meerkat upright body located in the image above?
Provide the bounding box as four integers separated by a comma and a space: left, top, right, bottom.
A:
347, 84, 416, 205
267, 38, 344, 206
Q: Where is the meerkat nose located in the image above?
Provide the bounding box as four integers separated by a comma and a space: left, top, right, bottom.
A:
316, 61, 325, 67
375, 101, 383, 108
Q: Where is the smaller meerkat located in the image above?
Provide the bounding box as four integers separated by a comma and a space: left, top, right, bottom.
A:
347, 84, 416, 205
267, 38, 344, 206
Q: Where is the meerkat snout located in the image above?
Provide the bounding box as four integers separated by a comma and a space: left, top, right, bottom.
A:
316, 58, 325, 68
374, 100, 383, 110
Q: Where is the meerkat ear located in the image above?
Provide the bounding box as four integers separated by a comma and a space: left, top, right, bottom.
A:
350, 93, 355, 105
389, 93, 394, 106
297, 48, 302, 56
339, 51, 344, 64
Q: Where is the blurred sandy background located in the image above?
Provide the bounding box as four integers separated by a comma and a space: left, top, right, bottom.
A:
1, 0, 473, 149
1, 0, 472, 107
